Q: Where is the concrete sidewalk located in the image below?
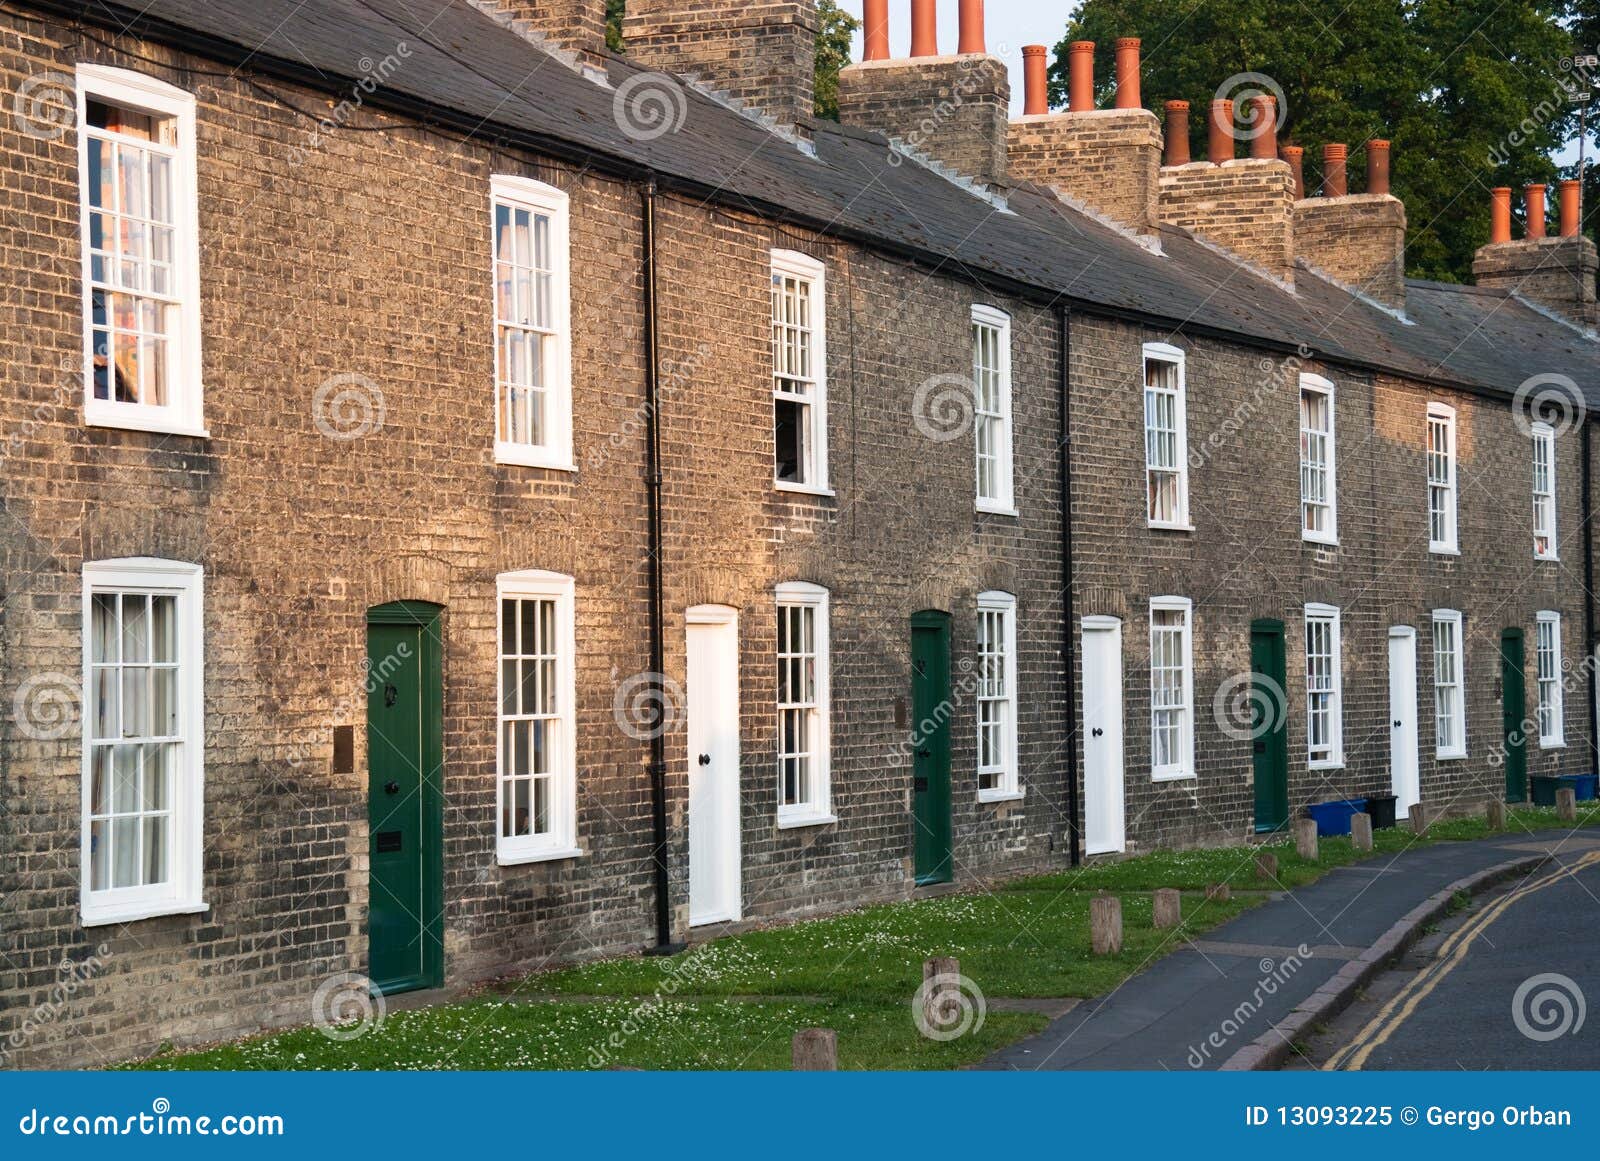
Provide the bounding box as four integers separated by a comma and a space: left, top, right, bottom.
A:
980, 828, 1600, 1071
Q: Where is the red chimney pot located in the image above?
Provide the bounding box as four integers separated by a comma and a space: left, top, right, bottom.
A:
1367, 140, 1390, 195
1559, 179, 1581, 237
1114, 38, 1141, 109
1068, 41, 1094, 112
1022, 46, 1048, 116
1525, 183, 1547, 239
1247, 95, 1277, 160
910, 0, 937, 57
1163, 100, 1190, 166
958, 0, 985, 55
1282, 145, 1305, 199
1322, 143, 1348, 197
1207, 99, 1234, 164
862, 0, 889, 61
1489, 187, 1512, 244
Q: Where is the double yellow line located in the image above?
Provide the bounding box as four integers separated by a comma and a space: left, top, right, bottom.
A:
1325, 850, 1600, 1071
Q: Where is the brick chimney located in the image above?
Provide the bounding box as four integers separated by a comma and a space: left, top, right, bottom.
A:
1005, 38, 1162, 235
838, 0, 1011, 185
1157, 92, 1296, 281
623, 0, 820, 131
1292, 140, 1408, 310
469, 1, 609, 75
1473, 181, 1597, 328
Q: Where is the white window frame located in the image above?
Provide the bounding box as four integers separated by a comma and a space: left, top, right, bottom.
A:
775, 582, 833, 827
1427, 403, 1459, 555
1531, 422, 1558, 561
976, 591, 1022, 802
1143, 343, 1191, 530
491, 175, 574, 471
771, 250, 831, 496
972, 306, 1015, 515
495, 570, 580, 863
1537, 611, 1565, 749
1431, 609, 1467, 760
76, 65, 205, 438
80, 557, 206, 926
1148, 596, 1195, 781
1303, 604, 1344, 769
1299, 374, 1338, 545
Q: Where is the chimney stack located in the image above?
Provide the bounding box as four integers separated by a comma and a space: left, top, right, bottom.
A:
1007, 37, 1163, 236
1158, 88, 1296, 281
623, 0, 820, 131
1163, 101, 1190, 167
1291, 140, 1407, 310
1474, 183, 1597, 327
470, 1, 608, 74
838, 0, 1011, 185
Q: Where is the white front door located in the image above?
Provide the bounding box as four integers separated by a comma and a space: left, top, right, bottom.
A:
1082, 616, 1126, 855
1389, 626, 1421, 815
687, 607, 741, 926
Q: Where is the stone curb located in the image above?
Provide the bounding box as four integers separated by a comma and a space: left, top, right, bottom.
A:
1218, 852, 1550, 1071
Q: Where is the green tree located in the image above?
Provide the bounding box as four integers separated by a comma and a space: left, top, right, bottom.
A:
813, 0, 860, 120
1056, 0, 1576, 281
606, 0, 624, 54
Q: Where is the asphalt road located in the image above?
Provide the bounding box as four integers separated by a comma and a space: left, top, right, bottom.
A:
1314, 851, 1600, 1070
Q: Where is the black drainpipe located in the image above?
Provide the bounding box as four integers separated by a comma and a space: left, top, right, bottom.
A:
641, 181, 682, 956
1058, 305, 1081, 866
1584, 422, 1597, 777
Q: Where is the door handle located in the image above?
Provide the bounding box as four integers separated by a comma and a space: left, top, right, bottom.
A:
916, 748, 931, 759
384, 780, 400, 796
1091, 728, 1104, 738
697, 753, 711, 767
1393, 720, 1402, 728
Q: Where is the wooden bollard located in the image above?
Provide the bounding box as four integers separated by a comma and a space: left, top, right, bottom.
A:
1255, 852, 1278, 881
921, 956, 960, 1033
1205, 882, 1231, 902
1408, 803, 1428, 833
1557, 787, 1577, 822
1294, 818, 1318, 861
1351, 812, 1373, 852
1090, 895, 1123, 955
1486, 799, 1506, 830
792, 1027, 837, 1070
1152, 888, 1182, 929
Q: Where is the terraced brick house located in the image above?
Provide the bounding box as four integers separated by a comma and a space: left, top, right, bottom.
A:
0, 0, 1596, 1067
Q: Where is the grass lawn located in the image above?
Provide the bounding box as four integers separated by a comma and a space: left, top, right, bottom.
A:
124, 802, 1599, 1071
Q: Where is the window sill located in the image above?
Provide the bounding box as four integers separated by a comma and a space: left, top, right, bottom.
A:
1147, 520, 1195, 533
81, 898, 208, 928
1436, 749, 1468, 762
774, 481, 836, 499
979, 789, 1025, 804
1151, 770, 1195, 783
1539, 739, 1567, 750
494, 443, 577, 472
1302, 534, 1339, 548
777, 811, 837, 830
85, 408, 209, 440
497, 846, 584, 866
1428, 545, 1461, 557
976, 501, 1019, 518
1535, 553, 1560, 563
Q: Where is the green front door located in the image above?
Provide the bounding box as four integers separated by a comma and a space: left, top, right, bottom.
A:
1501, 627, 1528, 803
911, 612, 953, 885
1250, 620, 1290, 832
366, 603, 444, 994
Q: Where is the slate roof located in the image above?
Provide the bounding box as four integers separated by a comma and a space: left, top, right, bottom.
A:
34, 0, 1600, 404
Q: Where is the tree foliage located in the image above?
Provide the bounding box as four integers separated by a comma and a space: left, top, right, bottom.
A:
813, 0, 860, 119
1056, 1, 1578, 281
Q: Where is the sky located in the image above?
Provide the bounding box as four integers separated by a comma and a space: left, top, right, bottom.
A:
835, 1, 1080, 115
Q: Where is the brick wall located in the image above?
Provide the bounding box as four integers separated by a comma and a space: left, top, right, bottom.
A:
1294, 195, 1407, 309
1006, 109, 1161, 235
1472, 238, 1599, 329
1159, 159, 1296, 282
837, 56, 1010, 186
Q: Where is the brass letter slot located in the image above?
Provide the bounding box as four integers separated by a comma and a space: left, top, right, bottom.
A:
375, 831, 403, 853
